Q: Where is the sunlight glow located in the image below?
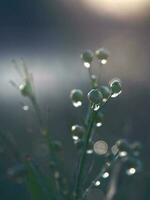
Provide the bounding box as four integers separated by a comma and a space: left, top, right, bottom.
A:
81, 0, 150, 19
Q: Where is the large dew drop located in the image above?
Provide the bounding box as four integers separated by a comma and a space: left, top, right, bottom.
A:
109, 78, 122, 98
95, 48, 109, 65
70, 89, 83, 108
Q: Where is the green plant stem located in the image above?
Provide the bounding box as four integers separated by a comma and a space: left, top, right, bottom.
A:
82, 155, 119, 200
74, 109, 97, 200
30, 96, 69, 198
88, 67, 93, 88
30, 95, 43, 128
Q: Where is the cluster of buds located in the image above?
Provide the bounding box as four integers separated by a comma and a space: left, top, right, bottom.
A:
81, 48, 109, 68
71, 48, 142, 200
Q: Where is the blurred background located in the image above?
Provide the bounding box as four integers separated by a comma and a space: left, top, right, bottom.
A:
0, 0, 150, 199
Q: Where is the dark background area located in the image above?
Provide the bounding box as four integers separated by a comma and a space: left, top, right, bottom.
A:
0, 0, 150, 199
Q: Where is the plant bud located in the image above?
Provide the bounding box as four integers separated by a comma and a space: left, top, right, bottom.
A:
88, 89, 103, 105
109, 78, 122, 98
71, 125, 85, 141
70, 89, 83, 107
81, 50, 94, 68
95, 48, 109, 64
19, 81, 33, 97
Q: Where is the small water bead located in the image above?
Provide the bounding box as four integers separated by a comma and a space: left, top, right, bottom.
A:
95, 48, 109, 65
91, 104, 100, 111
96, 122, 102, 127
95, 112, 104, 127
84, 62, 91, 68
100, 59, 107, 65
73, 101, 82, 108
70, 89, 83, 108
126, 167, 136, 176
94, 140, 108, 155
102, 171, 109, 179
125, 158, 142, 176
86, 141, 94, 154
119, 151, 128, 157
88, 89, 103, 110
73, 135, 79, 141
22, 105, 29, 111
19, 82, 26, 90
86, 149, 93, 154
109, 78, 122, 98
94, 180, 101, 187
81, 50, 94, 67
71, 125, 85, 141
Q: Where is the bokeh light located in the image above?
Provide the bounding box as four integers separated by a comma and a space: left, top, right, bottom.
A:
81, 0, 150, 20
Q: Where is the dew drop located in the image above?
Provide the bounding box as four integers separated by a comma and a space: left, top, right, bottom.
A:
86, 149, 93, 154
95, 112, 104, 127
126, 167, 136, 176
92, 104, 100, 111
73, 101, 82, 108
111, 91, 122, 98
84, 62, 91, 68
100, 59, 107, 65
94, 180, 101, 187
19, 83, 26, 91
72, 135, 79, 141
102, 98, 107, 103
71, 125, 85, 141
119, 151, 128, 157
96, 122, 102, 127
102, 172, 109, 179
22, 105, 29, 111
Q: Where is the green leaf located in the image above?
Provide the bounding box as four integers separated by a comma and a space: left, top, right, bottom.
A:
25, 160, 56, 200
